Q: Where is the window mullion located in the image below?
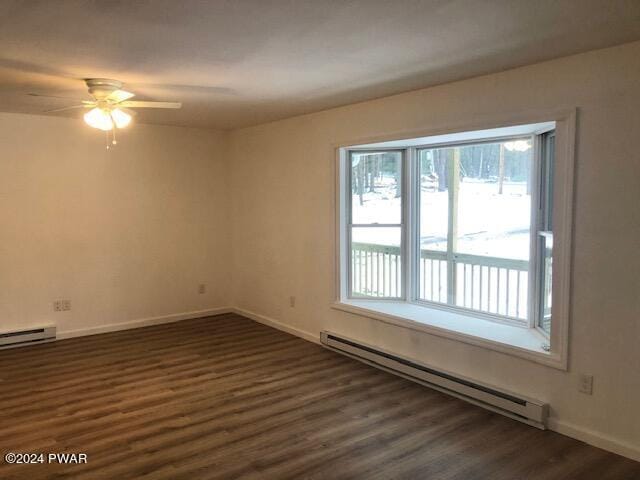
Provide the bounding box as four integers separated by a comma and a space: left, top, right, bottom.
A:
345, 150, 352, 299
529, 135, 543, 329
404, 147, 417, 302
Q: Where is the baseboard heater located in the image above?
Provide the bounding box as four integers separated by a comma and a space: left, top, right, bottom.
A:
320, 331, 547, 429
0, 326, 56, 350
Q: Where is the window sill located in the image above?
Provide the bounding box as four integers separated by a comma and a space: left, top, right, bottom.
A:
332, 300, 565, 370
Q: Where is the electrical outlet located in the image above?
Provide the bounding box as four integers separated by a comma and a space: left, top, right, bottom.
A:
289, 296, 296, 307
198, 283, 206, 294
578, 374, 593, 395
53, 300, 71, 312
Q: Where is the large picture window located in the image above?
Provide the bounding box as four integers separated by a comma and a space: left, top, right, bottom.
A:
338, 121, 568, 360
349, 151, 404, 298
417, 138, 534, 323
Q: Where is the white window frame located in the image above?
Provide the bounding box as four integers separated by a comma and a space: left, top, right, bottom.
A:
534, 130, 556, 337
410, 134, 537, 329
334, 109, 576, 370
347, 149, 406, 300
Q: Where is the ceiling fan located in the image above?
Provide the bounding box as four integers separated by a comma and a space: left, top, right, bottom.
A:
30, 78, 182, 147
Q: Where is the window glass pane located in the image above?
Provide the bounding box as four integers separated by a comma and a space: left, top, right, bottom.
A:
344, 128, 554, 327
454, 139, 533, 260
418, 148, 448, 304
351, 227, 401, 298
417, 139, 533, 321
419, 149, 448, 252
351, 151, 402, 225
545, 134, 555, 230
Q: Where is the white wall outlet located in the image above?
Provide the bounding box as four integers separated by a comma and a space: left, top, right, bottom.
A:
54, 300, 71, 312
578, 374, 593, 395
198, 283, 206, 294
289, 296, 296, 307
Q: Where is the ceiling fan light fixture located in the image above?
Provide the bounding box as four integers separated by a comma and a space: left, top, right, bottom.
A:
34, 79, 182, 146
110, 108, 132, 129
84, 107, 113, 131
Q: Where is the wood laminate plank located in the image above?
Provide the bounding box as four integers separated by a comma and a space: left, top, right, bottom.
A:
0, 313, 638, 479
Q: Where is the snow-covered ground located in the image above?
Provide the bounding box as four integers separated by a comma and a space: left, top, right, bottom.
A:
352, 175, 531, 260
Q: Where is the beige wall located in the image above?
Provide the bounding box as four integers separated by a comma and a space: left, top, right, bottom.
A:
228, 41, 640, 458
0, 113, 231, 336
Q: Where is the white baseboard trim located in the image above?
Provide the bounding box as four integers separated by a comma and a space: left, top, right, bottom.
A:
548, 418, 640, 462
57, 307, 233, 340
231, 307, 320, 344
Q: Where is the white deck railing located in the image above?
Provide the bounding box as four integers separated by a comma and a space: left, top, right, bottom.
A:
351, 242, 530, 322
351, 243, 403, 299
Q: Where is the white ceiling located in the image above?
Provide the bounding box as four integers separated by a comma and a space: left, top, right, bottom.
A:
0, 0, 639, 130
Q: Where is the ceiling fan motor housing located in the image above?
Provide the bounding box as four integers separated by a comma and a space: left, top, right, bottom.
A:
85, 78, 123, 99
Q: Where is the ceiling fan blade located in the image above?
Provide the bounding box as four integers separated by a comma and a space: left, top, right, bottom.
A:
119, 101, 182, 109
43, 104, 88, 113
28, 93, 87, 101
129, 83, 237, 96
106, 90, 135, 103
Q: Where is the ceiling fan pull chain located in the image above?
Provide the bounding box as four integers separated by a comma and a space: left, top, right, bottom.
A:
112, 120, 118, 146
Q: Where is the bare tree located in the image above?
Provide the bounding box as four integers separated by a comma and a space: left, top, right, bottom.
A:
498, 144, 505, 194
356, 159, 364, 205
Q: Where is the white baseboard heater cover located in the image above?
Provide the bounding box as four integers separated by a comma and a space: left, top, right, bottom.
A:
0, 326, 56, 350
321, 331, 548, 429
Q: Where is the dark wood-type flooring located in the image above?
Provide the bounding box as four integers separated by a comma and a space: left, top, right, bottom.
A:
0, 313, 638, 479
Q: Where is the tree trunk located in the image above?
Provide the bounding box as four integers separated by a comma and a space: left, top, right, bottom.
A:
394, 154, 401, 198
368, 156, 375, 192
436, 150, 447, 191
498, 144, 505, 194
357, 159, 364, 205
